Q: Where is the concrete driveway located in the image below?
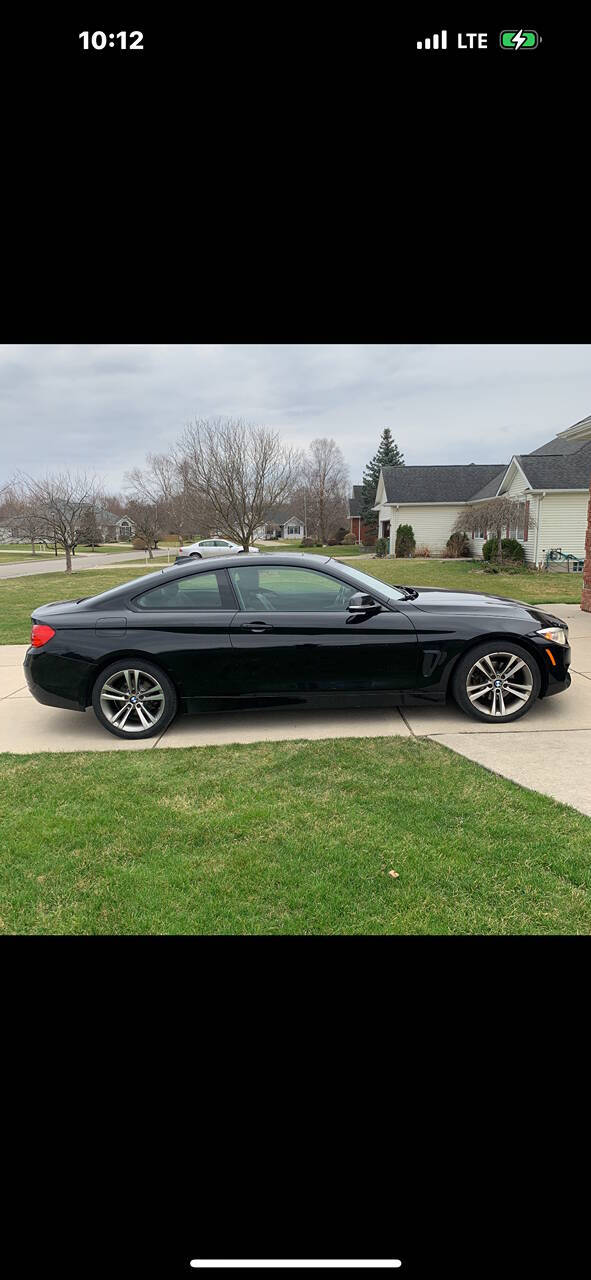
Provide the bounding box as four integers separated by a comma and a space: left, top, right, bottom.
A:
1, 602, 590, 816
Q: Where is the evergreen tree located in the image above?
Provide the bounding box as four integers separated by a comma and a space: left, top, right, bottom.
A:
360, 429, 404, 530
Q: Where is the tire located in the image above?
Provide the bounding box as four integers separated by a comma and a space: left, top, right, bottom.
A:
452, 640, 541, 724
92, 659, 178, 739
189, 552, 201, 559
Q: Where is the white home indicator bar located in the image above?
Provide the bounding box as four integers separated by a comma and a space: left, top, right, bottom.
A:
190, 1264, 402, 1271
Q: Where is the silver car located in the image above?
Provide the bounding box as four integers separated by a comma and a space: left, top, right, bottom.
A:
178, 537, 260, 559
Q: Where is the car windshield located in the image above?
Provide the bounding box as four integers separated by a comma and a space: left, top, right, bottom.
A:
333, 563, 406, 603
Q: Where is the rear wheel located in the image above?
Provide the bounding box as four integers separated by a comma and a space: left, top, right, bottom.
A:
92, 660, 178, 739
452, 641, 540, 723
189, 552, 201, 559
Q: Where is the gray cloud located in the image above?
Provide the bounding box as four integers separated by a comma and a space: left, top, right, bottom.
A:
0, 344, 590, 490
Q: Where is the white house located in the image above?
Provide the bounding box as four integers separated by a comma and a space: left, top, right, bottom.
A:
254, 506, 306, 540
373, 463, 506, 556
372, 415, 591, 562
95, 510, 136, 541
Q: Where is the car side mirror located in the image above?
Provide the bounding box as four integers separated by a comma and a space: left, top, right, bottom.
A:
347, 592, 379, 613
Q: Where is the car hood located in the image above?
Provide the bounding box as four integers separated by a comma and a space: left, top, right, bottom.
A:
405, 587, 566, 628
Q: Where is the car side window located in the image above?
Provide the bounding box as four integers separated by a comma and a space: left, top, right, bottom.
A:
228, 565, 356, 612
133, 570, 233, 611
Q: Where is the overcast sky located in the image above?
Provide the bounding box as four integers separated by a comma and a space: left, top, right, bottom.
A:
1, 344, 590, 492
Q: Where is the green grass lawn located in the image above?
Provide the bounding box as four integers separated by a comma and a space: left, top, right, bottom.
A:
0, 557, 582, 644
1, 738, 589, 935
337, 557, 584, 605
0, 551, 58, 564
0, 566, 159, 643
0, 542, 135, 564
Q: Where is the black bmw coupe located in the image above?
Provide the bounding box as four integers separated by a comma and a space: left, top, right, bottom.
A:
24, 554, 571, 738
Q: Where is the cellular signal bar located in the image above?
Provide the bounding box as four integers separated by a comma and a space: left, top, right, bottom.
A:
417, 30, 447, 51
190, 1263, 402, 1271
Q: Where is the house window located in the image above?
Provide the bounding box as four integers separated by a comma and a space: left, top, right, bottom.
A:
287, 525, 300, 535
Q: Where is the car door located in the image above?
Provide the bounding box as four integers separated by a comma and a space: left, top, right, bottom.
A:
197, 540, 219, 558
227, 563, 417, 697
128, 568, 238, 699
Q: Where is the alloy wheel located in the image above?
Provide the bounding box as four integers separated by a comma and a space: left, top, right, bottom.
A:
465, 650, 534, 718
99, 668, 166, 733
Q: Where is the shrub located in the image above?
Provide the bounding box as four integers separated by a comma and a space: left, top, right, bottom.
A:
342, 532, 356, 545
327, 537, 339, 546
395, 523, 415, 557
375, 537, 389, 558
482, 537, 525, 564
446, 531, 470, 558
300, 536, 315, 547
414, 544, 430, 558
132, 534, 150, 549
364, 532, 377, 547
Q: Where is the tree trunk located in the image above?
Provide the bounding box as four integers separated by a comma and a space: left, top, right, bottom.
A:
54, 536, 58, 557
497, 524, 503, 565
65, 544, 72, 573
31, 540, 36, 555
148, 547, 153, 559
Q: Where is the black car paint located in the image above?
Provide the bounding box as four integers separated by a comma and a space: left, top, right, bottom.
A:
24, 554, 571, 716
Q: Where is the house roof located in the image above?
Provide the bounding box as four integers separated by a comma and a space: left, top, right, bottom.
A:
348, 485, 364, 517
96, 508, 134, 524
380, 463, 506, 504
515, 440, 591, 490
557, 412, 591, 442
469, 471, 508, 501
263, 505, 304, 526
530, 436, 588, 457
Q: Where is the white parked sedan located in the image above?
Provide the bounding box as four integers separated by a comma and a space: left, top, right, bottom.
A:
177, 537, 260, 559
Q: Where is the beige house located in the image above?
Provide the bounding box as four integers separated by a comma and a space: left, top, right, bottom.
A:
373, 415, 591, 562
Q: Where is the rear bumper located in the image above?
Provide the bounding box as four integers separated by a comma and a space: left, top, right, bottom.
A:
24, 648, 86, 712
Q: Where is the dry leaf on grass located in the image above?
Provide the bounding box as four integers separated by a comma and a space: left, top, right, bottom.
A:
389, 870, 400, 879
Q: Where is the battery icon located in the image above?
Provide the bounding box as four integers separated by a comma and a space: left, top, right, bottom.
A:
500, 29, 539, 49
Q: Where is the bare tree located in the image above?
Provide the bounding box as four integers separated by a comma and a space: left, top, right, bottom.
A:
124, 497, 163, 558
125, 452, 208, 544
4, 485, 48, 553
16, 472, 100, 572
301, 438, 349, 544
177, 418, 299, 551
453, 497, 536, 565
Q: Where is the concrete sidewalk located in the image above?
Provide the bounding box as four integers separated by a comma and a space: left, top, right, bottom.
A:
1, 603, 590, 816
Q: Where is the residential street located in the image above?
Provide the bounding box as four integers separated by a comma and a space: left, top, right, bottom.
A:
1, 603, 590, 817
0, 547, 171, 579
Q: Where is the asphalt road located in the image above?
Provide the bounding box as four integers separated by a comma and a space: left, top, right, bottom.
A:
0, 548, 171, 579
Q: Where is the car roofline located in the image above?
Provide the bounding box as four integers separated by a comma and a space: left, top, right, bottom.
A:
80, 552, 340, 608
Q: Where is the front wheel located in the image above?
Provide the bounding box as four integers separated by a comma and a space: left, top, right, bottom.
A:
452, 641, 540, 723
92, 660, 178, 739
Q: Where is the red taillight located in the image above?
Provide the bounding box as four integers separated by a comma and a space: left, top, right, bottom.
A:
31, 624, 55, 648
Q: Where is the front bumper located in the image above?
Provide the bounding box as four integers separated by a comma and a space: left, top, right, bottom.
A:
535, 639, 571, 698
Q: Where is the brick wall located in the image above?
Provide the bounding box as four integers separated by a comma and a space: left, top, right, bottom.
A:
582, 484, 591, 612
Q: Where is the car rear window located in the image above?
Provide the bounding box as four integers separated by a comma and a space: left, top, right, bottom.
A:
133, 570, 230, 611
